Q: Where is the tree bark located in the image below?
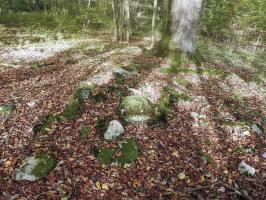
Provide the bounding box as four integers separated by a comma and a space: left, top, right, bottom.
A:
112, 0, 120, 41
124, 0, 131, 42
156, 0, 172, 57
151, 0, 158, 47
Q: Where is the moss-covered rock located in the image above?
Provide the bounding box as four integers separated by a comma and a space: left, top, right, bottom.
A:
250, 123, 263, 134
113, 66, 131, 77
73, 81, 95, 101
158, 86, 190, 122
119, 96, 155, 123
107, 85, 128, 97
15, 154, 57, 181
0, 102, 16, 116
61, 99, 83, 120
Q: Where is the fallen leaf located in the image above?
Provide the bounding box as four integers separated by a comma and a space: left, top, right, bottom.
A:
172, 151, 180, 158
132, 179, 141, 188
96, 181, 101, 189
178, 172, 186, 180
101, 183, 109, 190
48, 173, 56, 185
4, 160, 12, 168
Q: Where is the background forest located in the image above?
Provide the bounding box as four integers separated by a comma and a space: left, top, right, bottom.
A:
0, 0, 265, 43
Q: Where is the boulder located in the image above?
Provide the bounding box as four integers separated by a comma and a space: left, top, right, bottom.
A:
104, 120, 124, 140
251, 124, 263, 134
113, 66, 131, 77
74, 81, 95, 101
119, 96, 155, 123
238, 161, 255, 176
15, 154, 57, 181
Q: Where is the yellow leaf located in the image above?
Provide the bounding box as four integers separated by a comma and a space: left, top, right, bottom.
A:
172, 151, 179, 158
34, 143, 42, 148
166, 188, 174, 192
4, 160, 12, 168
178, 172, 186, 180
200, 175, 205, 182
96, 181, 101, 189
101, 183, 109, 190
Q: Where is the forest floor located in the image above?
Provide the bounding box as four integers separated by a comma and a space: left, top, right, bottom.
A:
0, 30, 265, 199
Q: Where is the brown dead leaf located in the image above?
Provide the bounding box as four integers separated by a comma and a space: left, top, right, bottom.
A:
48, 172, 56, 185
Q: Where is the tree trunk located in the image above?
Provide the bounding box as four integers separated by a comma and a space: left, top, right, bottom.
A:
151, 0, 158, 47
171, 0, 204, 53
124, 0, 131, 42
156, 0, 172, 57
112, 0, 120, 41
171, 0, 204, 65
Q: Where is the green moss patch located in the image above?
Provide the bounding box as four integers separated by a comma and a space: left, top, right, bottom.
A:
107, 85, 128, 97
79, 126, 90, 140
15, 153, 57, 181
73, 81, 95, 101
32, 114, 57, 133
0, 102, 16, 116
175, 79, 191, 87
31, 154, 57, 179
95, 117, 111, 137
116, 138, 138, 165
94, 138, 139, 166
97, 148, 116, 165
157, 86, 191, 122
61, 99, 83, 120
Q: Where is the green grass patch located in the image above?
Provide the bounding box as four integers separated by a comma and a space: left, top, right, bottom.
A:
175, 79, 191, 87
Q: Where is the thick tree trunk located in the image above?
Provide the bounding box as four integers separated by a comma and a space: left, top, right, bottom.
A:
171, 0, 204, 53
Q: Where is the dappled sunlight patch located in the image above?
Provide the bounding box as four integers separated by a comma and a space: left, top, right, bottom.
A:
130, 82, 165, 103
222, 122, 251, 142
0, 39, 84, 64
177, 96, 210, 113
222, 74, 266, 101
87, 70, 114, 86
